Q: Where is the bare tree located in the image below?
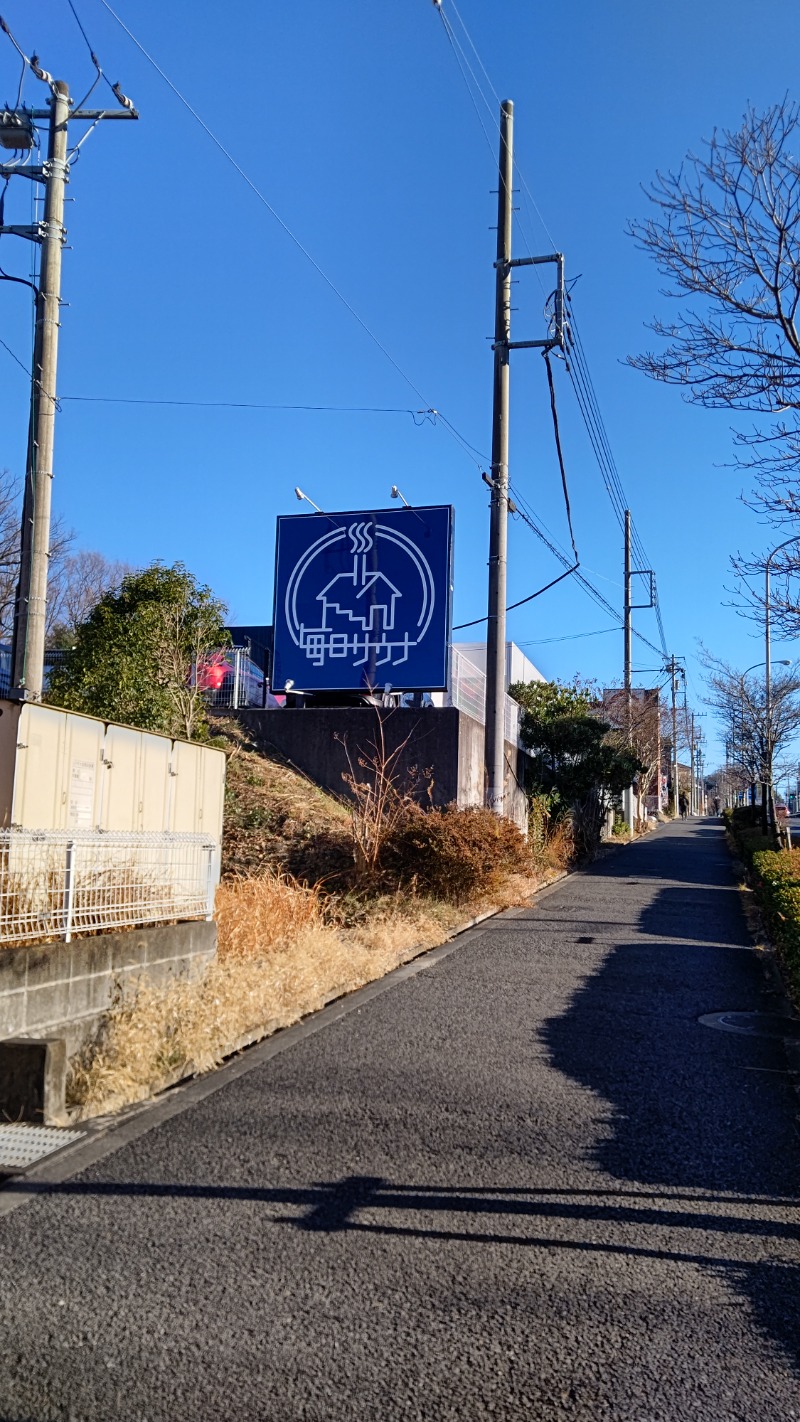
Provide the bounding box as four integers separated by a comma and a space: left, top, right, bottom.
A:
629, 101, 800, 521
0, 468, 75, 643
47, 549, 132, 645
599, 686, 663, 813
0, 467, 131, 648
701, 648, 800, 834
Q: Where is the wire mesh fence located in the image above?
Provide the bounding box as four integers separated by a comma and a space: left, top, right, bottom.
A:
0, 830, 218, 946
448, 646, 523, 747
196, 647, 272, 709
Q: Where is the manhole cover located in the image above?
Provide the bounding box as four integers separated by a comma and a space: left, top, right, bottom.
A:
698, 1011, 800, 1041
0, 1123, 83, 1171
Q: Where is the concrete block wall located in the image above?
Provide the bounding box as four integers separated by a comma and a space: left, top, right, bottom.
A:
0, 920, 217, 1058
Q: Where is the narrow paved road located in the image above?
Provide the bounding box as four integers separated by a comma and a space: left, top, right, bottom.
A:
1, 820, 799, 1421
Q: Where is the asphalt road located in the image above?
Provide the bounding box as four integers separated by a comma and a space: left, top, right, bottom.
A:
1, 819, 798, 1421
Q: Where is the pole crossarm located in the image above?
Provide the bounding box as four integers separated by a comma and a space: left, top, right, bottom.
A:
23, 108, 138, 121
0, 223, 44, 241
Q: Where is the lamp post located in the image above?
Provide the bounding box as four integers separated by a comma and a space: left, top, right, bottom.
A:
742, 656, 791, 834
764, 535, 798, 839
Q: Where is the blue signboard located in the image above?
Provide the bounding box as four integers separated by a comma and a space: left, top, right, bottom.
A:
272, 505, 454, 692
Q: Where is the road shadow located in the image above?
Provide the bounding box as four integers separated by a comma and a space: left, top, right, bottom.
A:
584, 825, 738, 888
540, 839, 800, 1370
638, 885, 750, 945
7, 1172, 799, 1373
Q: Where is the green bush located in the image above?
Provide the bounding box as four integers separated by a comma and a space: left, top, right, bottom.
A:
380, 804, 532, 904
723, 807, 773, 866
751, 849, 800, 1000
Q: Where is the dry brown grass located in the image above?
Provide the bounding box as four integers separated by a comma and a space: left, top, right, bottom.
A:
213, 717, 353, 883
66, 864, 555, 1121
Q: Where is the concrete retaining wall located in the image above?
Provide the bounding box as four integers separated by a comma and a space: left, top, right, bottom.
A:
0, 920, 217, 1059
233, 705, 529, 831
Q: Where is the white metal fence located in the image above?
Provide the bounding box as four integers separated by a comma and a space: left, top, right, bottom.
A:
448, 646, 523, 747
0, 830, 218, 946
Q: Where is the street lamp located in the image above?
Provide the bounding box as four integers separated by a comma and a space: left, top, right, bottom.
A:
765, 537, 799, 837
742, 655, 792, 831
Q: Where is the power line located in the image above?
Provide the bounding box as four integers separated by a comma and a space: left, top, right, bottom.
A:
0, 331, 30, 379
509, 485, 664, 659
439, 1, 558, 254
452, 562, 577, 631
96, 0, 485, 474
517, 627, 618, 647
58, 394, 427, 415
564, 299, 669, 657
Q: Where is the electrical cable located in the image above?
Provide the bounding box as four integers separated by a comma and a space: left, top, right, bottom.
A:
96, 0, 485, 475
58, 395, 426, 414
543, 348, 579, 562
565, 298, 669, 656
437, 7, 496, 167
439, 1, 558, 254
452, 562, 578, 631
0, 331, 30, 378
0, 15, 31, 74
516, 627, 619, 647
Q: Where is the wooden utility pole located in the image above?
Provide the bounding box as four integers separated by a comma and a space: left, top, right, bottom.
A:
484, 98, 514, 813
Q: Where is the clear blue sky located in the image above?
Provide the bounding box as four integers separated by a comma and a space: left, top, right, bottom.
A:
2, 0, 798, 766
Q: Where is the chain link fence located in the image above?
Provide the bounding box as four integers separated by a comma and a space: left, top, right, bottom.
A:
0, 829, 218, 945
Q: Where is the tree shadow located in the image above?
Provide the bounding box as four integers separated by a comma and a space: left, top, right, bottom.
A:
638, 885, 752, 944
540, 917, 800, 1367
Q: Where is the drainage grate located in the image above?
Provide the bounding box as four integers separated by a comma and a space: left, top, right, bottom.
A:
0, 1123, 83, 1171
699, 1011, 800, 1041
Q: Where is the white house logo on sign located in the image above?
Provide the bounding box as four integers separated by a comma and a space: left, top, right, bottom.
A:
285, 521, 436, 671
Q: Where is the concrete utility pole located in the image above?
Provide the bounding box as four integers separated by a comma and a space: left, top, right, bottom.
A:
0, 75, 137, 697
11, 80, 70, 697
666, 654, 681, 817
484, 99, 514, 814
482, 100, 565, 814
623, 510, 634, 832
689, 712, 696, 816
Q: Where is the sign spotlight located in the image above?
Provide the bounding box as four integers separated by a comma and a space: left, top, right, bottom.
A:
294, 487, 323, 513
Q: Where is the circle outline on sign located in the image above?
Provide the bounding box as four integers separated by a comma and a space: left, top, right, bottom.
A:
283, 521, 436, 649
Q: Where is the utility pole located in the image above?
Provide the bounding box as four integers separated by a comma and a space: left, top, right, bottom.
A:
482, 100, 565, 814
688, 712, 694, 815
484, 98, 514, 814
623, 510, 633, 832
0, 67, 137, 697
665, 654, 681, 818
10, 80, 69, 697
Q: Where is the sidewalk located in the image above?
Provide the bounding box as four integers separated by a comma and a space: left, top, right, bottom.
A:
0, 820, 798, 1420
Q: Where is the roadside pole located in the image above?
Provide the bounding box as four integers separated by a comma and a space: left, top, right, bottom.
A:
668, 655, 680, 818
484, 99, 513, 814
1, 70, 137, 698
623, 510, 634, 832
11, 81, 70, 698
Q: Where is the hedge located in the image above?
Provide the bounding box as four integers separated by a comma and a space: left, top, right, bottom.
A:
750, 848, 800, 1001
722, 806, 774, 867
